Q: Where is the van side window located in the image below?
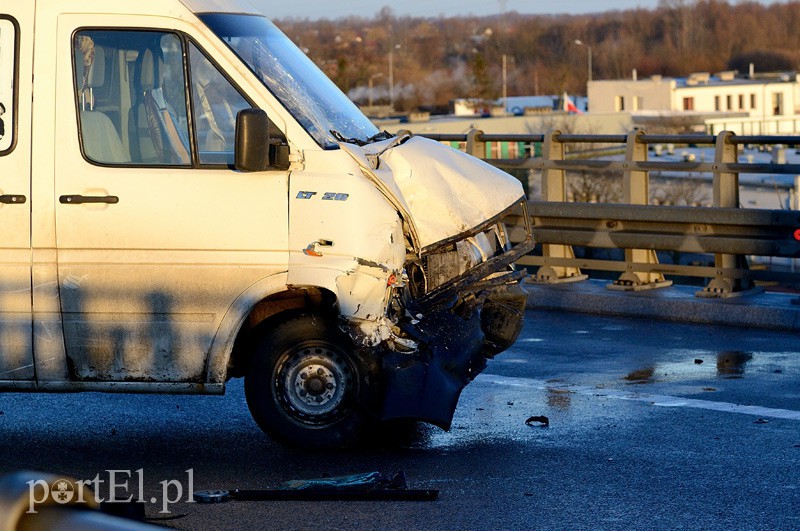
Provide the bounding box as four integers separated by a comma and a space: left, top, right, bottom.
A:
73, 30, 191, 166
0, 17, 17, 154
189, 44, 250, 165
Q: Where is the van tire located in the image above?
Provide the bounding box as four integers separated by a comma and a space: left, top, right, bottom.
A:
244, 315, 371, 449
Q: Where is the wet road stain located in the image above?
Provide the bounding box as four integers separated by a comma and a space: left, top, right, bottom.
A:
717, 351, 753, 378
623, 367, 656, 383
480, 374, 800, 422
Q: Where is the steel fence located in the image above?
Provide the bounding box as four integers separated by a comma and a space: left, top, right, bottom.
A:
421, 129, 800, 297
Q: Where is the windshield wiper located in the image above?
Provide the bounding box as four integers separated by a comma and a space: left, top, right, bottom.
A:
330, 129, 395, 147
367, 131, 394, 143
329, 129, 356, 144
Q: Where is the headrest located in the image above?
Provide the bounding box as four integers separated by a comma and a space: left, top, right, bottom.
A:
87, 46, 106, 88
140, 49, 162, 91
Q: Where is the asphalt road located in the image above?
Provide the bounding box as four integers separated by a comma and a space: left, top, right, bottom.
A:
1, 309, 798, 530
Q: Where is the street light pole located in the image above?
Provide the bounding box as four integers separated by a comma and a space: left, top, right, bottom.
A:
389, 46, 394, 109
369, 72, 384, 108
388, 44, 400, 110
574, 39, 592, 83
502, 54, 508, 116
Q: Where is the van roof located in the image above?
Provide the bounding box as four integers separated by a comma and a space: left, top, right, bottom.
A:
180, 0, 261, 15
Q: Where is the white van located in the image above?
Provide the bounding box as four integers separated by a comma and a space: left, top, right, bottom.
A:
0, 0, 533, 448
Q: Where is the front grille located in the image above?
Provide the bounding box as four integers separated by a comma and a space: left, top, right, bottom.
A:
423, 226, 505, 292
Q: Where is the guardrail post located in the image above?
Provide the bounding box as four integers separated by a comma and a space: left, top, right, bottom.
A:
466, 129, 486, 159
529, 130, 587, 284
541, 129, 566, 201
610, 129, 672, 291
698, 130, 755, 298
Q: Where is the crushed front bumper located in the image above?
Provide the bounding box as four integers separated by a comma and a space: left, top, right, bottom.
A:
378, 199, 534, 429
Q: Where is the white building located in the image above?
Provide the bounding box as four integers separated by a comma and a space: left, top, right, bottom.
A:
588, 71, 800, 134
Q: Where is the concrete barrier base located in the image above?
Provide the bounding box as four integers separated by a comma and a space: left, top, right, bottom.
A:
525, 279, 800, 331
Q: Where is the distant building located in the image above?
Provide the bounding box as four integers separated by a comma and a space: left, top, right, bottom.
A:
588, 71, 800, 134
450, 95, 587, 117
589, 71, 798, 115
376, 111, 631, 138
450, 98, 503, 117
502, 95, 587, 116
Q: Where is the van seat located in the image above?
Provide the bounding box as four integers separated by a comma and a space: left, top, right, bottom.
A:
81, 110, 130, 164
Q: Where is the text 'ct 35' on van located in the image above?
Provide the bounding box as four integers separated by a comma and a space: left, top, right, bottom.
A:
0, 0, 534, 448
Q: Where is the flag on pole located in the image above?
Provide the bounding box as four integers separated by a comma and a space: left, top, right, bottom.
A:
563, 92, 584, 114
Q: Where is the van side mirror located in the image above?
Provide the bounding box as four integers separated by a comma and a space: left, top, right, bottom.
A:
235, 109, 271, 172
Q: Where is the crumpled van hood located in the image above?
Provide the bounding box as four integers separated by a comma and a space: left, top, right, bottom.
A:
341, 136, 525, 252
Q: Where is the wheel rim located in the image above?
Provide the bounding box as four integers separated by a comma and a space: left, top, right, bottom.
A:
273, 341, 356, 427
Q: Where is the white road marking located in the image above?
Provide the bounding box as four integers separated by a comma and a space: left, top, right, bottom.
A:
479, 374, 800, 421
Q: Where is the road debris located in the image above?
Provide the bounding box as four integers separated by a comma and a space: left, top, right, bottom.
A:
524, 416, 550, 428
193, 471, 438, 503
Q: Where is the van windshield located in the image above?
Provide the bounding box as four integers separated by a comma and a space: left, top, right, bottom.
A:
199, 13, 380, 150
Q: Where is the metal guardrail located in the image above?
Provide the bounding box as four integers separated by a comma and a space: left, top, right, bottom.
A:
422, 129, 800, 297
525, 202, 800, 256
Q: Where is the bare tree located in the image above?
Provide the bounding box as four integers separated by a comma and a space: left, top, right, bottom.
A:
567, 170, 623, 203
276, 1, 800, 112
651, 178, 709, 206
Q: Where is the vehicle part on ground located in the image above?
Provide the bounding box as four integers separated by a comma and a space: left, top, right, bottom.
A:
193, 470, 439, 502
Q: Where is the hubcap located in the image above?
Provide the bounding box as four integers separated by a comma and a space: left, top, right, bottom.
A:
294, 363, 337, 406
275, 344, 353, 425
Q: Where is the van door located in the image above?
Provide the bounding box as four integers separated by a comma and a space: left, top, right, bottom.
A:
0, 15, 33, 382
53, 19, 288, 383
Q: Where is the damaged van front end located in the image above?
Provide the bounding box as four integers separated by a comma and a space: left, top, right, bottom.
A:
337, 135, 535, 430
197, 10, 533, 446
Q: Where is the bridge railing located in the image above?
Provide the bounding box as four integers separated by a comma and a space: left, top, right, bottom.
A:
420, 129, 800, 297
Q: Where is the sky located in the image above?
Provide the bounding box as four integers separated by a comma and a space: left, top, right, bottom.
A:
248, 0, 790, 20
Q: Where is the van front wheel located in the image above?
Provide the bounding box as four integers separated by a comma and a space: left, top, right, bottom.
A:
244, 315, 371, 449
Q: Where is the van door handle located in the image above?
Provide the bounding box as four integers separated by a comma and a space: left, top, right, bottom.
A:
59, 195, 119, 205
0, 194, 26, 204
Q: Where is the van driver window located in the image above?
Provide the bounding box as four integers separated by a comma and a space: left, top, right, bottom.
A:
0, 18, 16, 154
73, 30, 191, 166
188, 44, 250, 165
